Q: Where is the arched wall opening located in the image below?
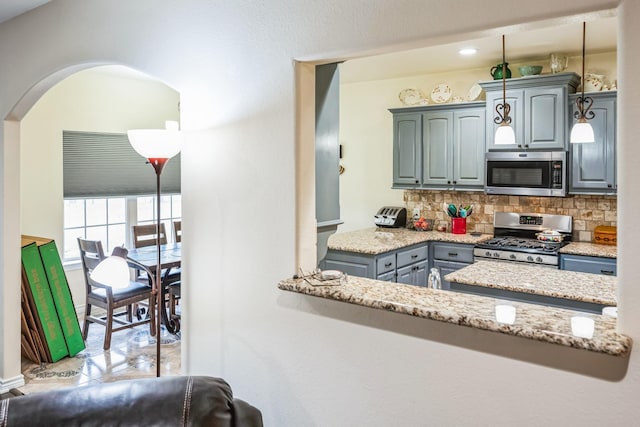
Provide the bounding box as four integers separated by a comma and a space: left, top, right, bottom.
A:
2, 62, 181, 388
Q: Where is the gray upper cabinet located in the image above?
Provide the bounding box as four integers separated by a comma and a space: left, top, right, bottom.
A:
485, 89, 524, 150
569, 91, 616, 194
423, 112, 452, 186
452, 108, 486, 187
525, 87, 566, 149
480, 72, 580, 151
392, 113, 422, 186
391, 103, 485, 190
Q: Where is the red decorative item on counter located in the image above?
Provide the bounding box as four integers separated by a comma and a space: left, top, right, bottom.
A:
451, 217, 467, 234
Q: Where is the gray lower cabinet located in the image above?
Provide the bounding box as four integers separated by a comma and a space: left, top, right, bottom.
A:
322, 243, 428, 286
569, 91, 616, 194
430, 242, 475, 290
322, 251, 376, 278
560, 254, 617, 276
433, 260, 469, 291
397, 260, 428, 286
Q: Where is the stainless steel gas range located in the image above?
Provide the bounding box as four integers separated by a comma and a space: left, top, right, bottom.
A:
474, 212, 572, 268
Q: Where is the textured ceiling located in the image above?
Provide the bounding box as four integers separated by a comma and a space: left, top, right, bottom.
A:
0, 0, 50, 24
341, 16, 617, 83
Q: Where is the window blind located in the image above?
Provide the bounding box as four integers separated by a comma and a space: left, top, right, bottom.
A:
63, 131, 181, 198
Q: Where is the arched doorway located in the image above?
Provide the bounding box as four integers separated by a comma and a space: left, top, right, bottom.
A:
3, 63, 181, 390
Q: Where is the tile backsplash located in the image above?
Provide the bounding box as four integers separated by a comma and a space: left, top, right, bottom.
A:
404, 190, 616, 242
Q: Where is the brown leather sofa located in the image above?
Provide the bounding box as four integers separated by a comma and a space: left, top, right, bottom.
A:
0, 376, 263, 427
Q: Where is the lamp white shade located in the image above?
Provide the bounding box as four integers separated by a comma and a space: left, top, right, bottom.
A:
494, 123, 516, 145
570, 120, 595, 143
90, 255, 130, 289
127, 120, 183, 159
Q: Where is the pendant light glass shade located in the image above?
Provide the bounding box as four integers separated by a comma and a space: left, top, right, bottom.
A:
90, 247, 130, 289
127, 120, 183, 159
570, 22, 595, 144
570, 119, 595, 143
495, 122, 516, 145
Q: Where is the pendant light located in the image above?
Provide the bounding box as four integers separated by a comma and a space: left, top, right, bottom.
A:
570, 21, 595, 143
494, 35, 515, 145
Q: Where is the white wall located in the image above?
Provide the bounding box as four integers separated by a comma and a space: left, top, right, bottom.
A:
338, 52, 617, 232
2, 1, 640, 425
20, 67, 179, 311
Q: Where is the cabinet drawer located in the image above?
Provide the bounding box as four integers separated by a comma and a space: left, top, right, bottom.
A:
397, 245, 428, 268
560, 255, 617, 276
433, 243, 474, 263
376, 254, 396, 274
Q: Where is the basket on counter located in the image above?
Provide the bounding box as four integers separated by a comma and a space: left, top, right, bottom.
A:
408, 217, 433, 231
594, 225, 617, 246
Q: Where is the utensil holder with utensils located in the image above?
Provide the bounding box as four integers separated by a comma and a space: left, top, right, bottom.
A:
451, 217, 467, 234
444, 202, 472, 234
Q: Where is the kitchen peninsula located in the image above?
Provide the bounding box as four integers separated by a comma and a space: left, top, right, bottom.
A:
279, 227, 630, 356
278, 272, 629, 356
444, 260, 616, 313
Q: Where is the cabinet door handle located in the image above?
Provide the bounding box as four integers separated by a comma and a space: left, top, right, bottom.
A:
385, 262, 393, 268
411, 254, 418, 259
448, 252, 458, 257
447, 180, 451, 184
517, 144, 522, 148
525, 144, 529, 148
452, 181, 457, 185
601, 269, 615, 275
415, 179, 419, 184
607, 184, 612, 188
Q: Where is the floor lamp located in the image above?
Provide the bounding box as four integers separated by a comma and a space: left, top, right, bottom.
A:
128, 120, 182, 377
92, 121, 182, 377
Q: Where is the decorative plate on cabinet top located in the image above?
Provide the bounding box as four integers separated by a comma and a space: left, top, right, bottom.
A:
430, 83, 452, 103
466, 82, 483, 101
398, 88, 427, 106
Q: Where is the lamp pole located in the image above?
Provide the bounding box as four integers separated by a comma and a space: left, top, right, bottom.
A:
149, 157, 169, 378
128, 121, 182, 377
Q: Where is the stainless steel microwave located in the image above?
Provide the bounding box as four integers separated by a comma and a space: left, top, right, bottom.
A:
485, 151, 566, 197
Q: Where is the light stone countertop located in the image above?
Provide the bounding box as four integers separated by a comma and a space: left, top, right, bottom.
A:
444, 260, 616, 306
278, 274, 631, 356
560, 242, 618, 258
327, 227, 492, 255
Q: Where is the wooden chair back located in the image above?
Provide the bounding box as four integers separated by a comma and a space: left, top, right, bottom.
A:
173, 220, 182, 243
77, 238, 106, 290
132, 223, 168, 248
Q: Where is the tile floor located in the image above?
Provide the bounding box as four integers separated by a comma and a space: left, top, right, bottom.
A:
18, 323, 182, 395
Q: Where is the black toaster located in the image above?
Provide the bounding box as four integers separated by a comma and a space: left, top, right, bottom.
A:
374, 206, 407, 228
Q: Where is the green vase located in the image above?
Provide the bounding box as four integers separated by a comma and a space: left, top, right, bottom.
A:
490, 63, 512, 80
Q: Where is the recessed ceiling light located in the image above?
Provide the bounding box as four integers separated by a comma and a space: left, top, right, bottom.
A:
459, 48, 478, 56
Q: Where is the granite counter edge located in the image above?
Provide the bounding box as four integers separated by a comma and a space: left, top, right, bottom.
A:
277, 279, 631, 357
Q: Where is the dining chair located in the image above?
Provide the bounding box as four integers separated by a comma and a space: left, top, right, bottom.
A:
77, 238, 155, 350
132, 223, 168, 248
173, 220, 181, 243
131, 223, 181, 320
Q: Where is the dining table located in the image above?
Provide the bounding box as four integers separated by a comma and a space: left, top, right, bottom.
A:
127, 242, 181, 334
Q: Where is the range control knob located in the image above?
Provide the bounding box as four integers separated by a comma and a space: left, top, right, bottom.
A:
527, 255, 534, 262
536, 256, 543, 263
493, 252, 500, 258
485, 251, 492, 257
509, 254, 517, 260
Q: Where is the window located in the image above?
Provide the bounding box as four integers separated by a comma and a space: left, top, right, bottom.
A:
63, 195, 181, 261
62, 130, 182, 262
